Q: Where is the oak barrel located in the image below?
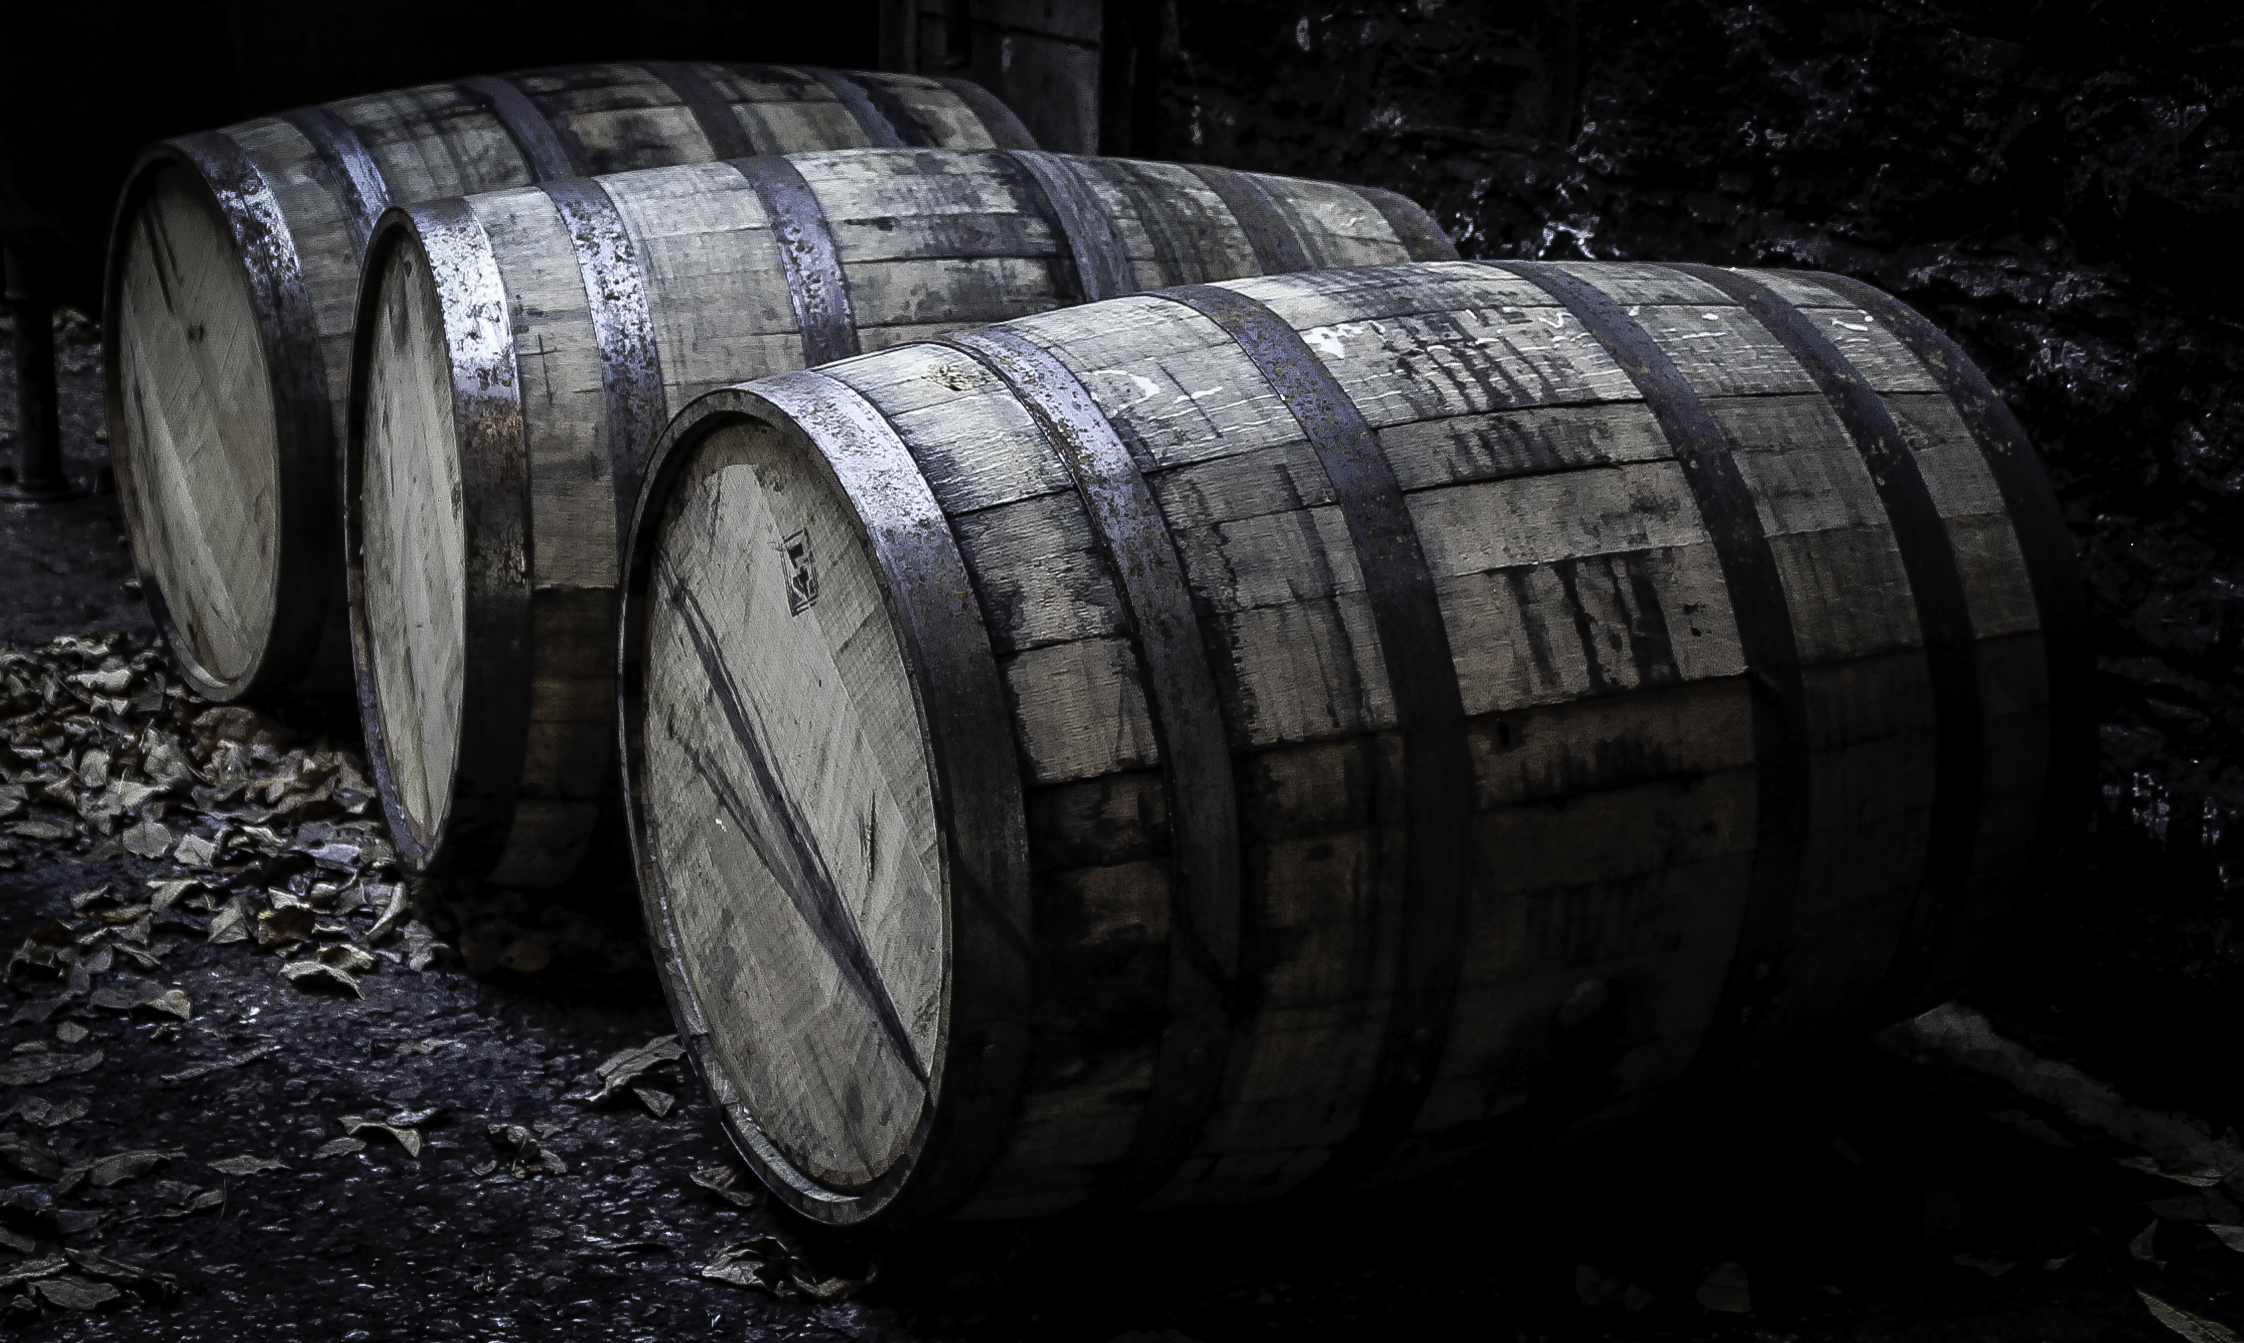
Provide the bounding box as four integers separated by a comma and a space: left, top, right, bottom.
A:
347, 147, 1452, 886
616, 261, 2089, 1225
104, 62, 1031, 703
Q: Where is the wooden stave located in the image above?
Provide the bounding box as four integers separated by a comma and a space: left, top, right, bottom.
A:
618, 260, 2066, 1225
352, 149, 1451, 884
103, 64, 1031, 703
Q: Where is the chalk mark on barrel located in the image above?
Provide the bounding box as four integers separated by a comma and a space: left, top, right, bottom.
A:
654, 554, 928, 1087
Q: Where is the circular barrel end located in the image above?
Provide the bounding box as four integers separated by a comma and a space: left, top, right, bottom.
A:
105, 146, 294, 701
344, 205, 500, 875
620, 387, 957, 1226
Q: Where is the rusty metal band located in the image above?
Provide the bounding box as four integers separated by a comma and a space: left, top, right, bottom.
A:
1672, 263, 1988, 1026
745, 370, 1031, 1222
798, 67, 910, 148
278, 105, 393, 251
125, 132, 337, 702
539, 176, 670, 541
455, 74, 580, 182
1800, 269, 2092, 886
1155, 281, 1474, 1181
935, 324, 1243, 1211
640, 60, 756, 161
1184, 165, 1313, 274
344, 199, 532, 876
729, 155, 860, 368
1351, 185, 1460, 262
930, 75, 1039, 149
1496, 260, 1813, 1080
1001, 151, 1134, 303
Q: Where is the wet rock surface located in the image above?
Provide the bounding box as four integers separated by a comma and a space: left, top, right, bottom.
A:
4, 5, 2244, 1334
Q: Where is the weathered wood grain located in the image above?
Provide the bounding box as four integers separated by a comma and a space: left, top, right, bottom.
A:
108, 64, 1034, 703
617, 260, 2077, 1227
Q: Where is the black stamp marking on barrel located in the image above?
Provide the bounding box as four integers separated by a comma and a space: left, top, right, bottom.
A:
779, 529, 819, 615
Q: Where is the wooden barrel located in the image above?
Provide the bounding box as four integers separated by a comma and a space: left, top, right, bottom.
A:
346, 147, 1452, 886
103, 62, 1031, 704
616, 260, 2090, 1225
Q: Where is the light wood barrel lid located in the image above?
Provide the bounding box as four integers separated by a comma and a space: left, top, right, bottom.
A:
638, 413, 944, 1192
355, 240, 467, 852
109, 162, 280, 691
622, 379, 1034, 1224
104, 139, 332, 701
344, 201, 532, 876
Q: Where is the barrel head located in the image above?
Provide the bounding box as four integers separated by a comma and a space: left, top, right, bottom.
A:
108, 159, 284, 697
632, 407, 947, 1203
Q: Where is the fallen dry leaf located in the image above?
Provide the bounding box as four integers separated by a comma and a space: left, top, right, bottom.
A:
584, 1035, 684, 1105
205, 1155, 291, 1176
0, 1255, 64, 1291
2212, 1225, 2244, 1254
0, 1049, 101, 1087
702, 1234, 876, 1301
86, 976, 164, 1011
86, 1149, 181, 1188
2142, 1291, 2244, 1343
11, 1095, 89, 1128
318, 944, 377, 974
144, 879, 198, 912
30, 1275, 118, 1312
339, 1114, 421, 1158
487, 1124, 566, 1177
63, 1248, 179, 1302
691, 1163, 766, 1208
120, 820, 170, 859
2120, 1156, 2227, 1188
280, 959, 361, 998
206, 896, 251, 944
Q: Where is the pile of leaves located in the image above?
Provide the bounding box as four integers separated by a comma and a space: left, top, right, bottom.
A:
0, 633, 447, 997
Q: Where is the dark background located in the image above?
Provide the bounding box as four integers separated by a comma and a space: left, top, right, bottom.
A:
2, 1, 2242, 1337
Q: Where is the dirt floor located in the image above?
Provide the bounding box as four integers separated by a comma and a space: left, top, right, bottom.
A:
5, 291, 2244, 1340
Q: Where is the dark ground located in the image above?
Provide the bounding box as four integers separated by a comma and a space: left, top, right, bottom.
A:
4, 0, 2244, 1336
